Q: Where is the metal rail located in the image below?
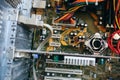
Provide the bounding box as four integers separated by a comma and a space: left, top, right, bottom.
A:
15, 49, 120, 59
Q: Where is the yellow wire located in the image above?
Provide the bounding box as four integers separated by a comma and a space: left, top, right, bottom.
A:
55, 5, 85, 23
115, 16, 120, 29
65, 5, 85, 13
113, 0, 115, 11
113, 0, 120, 29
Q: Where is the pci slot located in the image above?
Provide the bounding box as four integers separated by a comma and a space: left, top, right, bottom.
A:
45, 68, 82, 75
44, 76, 82, 80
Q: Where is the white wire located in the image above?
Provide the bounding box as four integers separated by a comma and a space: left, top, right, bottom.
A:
86, 0, 88, 5
43, 23, 53, 33
33, 61, 37, 80
95, 0, 98, 5
37, 23, 53, 51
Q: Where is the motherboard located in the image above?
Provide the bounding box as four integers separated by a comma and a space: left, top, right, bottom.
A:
1, 0, 120, 80
26, 0, 120, 80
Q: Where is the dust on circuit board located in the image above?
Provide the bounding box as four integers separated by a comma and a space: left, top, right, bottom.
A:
31, 0, 120, 80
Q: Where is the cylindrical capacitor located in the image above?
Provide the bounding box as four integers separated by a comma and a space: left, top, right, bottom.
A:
55, 0, 62, 14
98, 58, 105, 65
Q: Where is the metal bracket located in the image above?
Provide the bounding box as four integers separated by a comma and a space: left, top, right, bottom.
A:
14, 51, 30, 58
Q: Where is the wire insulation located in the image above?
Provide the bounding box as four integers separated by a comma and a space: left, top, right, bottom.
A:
37, 23, 53, 51
107, 30, 120, 55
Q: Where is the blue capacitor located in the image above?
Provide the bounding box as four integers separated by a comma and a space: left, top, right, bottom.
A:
98, 58, 105, 65
100, 58, 105, 65
53, 55, 59, 62
56, 5, 61, 14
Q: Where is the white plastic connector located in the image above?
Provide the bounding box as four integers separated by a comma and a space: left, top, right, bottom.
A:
52, 34, 61, 38
106, 24, 110, 28
113, 33, 120, 40
49, 42, 61, 47
94, 33, 101, 38
111, 24, 114, 28
53, 26, 62, 30
42, 28, 46, 35
33, 0, 46, 8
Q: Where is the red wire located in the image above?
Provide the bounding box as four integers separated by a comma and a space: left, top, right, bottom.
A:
116, 0, 120, 14
107, 36, 118, 54
113, 22, 117, 31
102, 0, 120, 54
107, 30, 120, 55
117, 40, 120, 53
62, 12, 74, 21
73, 0, 104, 4
118, 16, 120, 25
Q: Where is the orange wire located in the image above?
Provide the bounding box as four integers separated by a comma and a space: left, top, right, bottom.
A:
90, 12, 98, 21
63, 12, 74, 21
70, 18, 75, 24
55, 6, 82, 22
74, 0, 104, 3
54, 13, 70, 23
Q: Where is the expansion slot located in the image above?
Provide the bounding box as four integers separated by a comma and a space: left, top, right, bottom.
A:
44, 76, 82, 80
45, 68, 82, 75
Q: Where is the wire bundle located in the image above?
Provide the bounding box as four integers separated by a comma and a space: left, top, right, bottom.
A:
113, 0, 120, 29
54, 6, 83, 23
107, 30, 120, 55
54, 0, 104, 23
107, 0, 120, 54
72, 0, 104, 5
54, 12, 74, 23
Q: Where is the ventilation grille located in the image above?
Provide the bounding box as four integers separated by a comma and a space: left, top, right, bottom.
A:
64, 56, 96, 66
5, 0, 21, 8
